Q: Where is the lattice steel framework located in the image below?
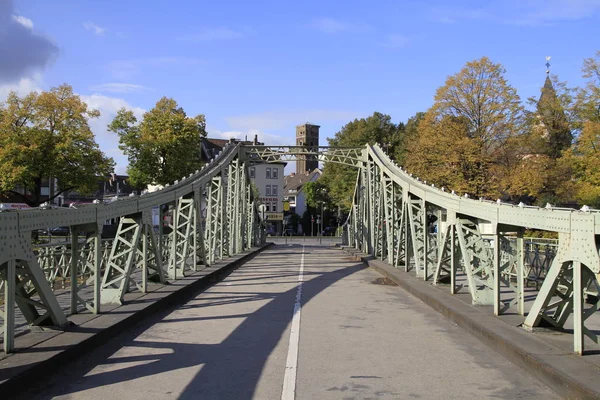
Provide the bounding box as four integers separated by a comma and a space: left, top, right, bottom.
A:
344, 144, 600, 355
1, 142, 599, 356
0, 142, 261, 353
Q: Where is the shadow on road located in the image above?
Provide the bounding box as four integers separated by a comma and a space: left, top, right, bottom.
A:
23, 244, 365, 400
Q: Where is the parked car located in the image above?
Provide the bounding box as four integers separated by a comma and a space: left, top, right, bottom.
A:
42, 227, 70, 236
322, 227, 335, 236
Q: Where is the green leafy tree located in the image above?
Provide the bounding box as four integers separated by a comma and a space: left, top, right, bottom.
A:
110, 97, 206, 187
321, 112, 402, 210
0, 84, 114, 207
394, 111, 424, 165
526, 75, 574, 159
405, 57, 526, 199
432, 57, 525, 154
574, 50, 600, 124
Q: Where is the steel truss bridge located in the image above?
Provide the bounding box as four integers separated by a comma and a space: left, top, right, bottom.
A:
0, 143, 599, 355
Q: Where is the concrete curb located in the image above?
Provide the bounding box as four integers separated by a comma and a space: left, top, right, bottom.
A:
1, 243, 273, 398
341, 246, 600, 400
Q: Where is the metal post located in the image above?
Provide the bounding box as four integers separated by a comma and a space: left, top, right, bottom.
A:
493, 232, 501, 316
93, 229, 101, 314
70, 227, 78, 315
450, 224, 456, 295
573, 261, 584, 354
3, 260, 16, 353
141, 224, 148, 293
517, 229, 525, 316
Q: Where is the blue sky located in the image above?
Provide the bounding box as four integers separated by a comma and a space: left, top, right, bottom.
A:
1, 0, 599, 174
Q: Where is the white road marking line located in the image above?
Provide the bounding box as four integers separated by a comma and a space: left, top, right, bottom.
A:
281, 244, 305, 400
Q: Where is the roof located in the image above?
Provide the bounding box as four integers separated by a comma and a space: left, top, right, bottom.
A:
283, 168, 322, 195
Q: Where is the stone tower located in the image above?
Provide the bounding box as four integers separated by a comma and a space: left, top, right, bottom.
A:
296, 123, 320, 174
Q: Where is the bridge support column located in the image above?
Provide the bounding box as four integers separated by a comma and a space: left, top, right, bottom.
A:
2, 260, 16, 353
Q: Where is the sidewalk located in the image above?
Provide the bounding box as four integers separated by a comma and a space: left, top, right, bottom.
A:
0, 244, 272, 397
341, 246, 600, 400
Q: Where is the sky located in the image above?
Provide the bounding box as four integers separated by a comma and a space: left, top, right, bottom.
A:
1, 0, 599, 174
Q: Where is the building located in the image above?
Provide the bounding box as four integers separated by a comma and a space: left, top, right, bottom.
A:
296, 123, 320, 174
250, 161, 286, 235
201, 136, 287, 234
283, 168, 322, 233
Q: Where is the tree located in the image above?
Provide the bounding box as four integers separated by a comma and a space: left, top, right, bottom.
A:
405, 113, 492, 196
574, 50, 600, 124
394, 111, 424, 165
110, 97, 206, 187
320, 112, 402, 209
526, 75, 574, 159
0, 84, 114, 207
561, 121, 600, 207
405, 57, 526, 199
432, 56, 525, 154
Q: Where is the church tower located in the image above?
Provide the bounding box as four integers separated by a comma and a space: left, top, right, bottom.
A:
536, 57, 572, 158
296, 123, 320, 173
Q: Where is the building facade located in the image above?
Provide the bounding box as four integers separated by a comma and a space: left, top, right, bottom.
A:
249, 162, 286, 235
296, 123, 320, 174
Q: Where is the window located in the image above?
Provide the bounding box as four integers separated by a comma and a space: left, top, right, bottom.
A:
249, 167, 255, 178
266, 167, 271, 179
272, 168, 278, 179
266, 185, 271, 196
266, 204, 270, 212
272, 203, 277, 212
272, 185, 278, 195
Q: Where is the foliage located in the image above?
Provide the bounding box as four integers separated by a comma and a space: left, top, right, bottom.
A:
561, 121, 600, 207
431, 56, 525, 154
394, 112, 424, 165
525, 75, 574, 159
405, 57, 525, 199
321, 112, 403, 210
405, 113, 492, 196
109, 97, 206, 187
0, 84, 114, 207
574, 50, 600, 124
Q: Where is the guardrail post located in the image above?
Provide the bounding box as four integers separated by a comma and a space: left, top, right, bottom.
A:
3, 260, 16, 353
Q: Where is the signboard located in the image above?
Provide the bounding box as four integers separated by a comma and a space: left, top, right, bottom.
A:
266, 212, 283, 221
283, 201, 290, 211
0, 203, 30, 210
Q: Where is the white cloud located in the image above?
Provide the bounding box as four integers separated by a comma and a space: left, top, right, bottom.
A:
89, 83, 151, 93
311, 17, 371, 34
80, 94, 146, 174
178, 27, 243, 41
225, 110, 357, 131
12, 15, 33, 30
0, 72, 43, 99
208, 128, 292, 146
83, 22, 106, 36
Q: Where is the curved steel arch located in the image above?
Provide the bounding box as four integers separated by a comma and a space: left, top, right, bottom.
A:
345, 144, 600, 354
1, 141, 598, 355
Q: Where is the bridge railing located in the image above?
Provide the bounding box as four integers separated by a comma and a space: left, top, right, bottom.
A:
0, 142, 264, 353
345, 143, 600, 354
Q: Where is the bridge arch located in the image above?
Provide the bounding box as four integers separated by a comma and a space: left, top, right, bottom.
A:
1, 141, 598, 354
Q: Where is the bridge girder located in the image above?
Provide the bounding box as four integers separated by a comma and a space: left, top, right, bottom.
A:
1, 141, 599, 356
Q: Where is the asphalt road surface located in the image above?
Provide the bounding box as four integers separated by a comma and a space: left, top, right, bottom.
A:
25, 242, 558, 399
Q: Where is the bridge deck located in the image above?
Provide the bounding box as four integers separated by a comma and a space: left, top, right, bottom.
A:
15, 241, 561, 399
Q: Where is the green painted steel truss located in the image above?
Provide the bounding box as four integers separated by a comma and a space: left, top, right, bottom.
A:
1, 142, 599, 356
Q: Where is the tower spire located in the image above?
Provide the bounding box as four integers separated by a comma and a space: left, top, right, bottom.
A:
545, 56, 551, 75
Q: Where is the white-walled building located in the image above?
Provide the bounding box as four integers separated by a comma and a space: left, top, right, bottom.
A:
283, 169, 322, 232
249, 161, 286, 235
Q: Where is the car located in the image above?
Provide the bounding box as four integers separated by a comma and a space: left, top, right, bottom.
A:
322, 227, 335, 236
47, 227, 70, 236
